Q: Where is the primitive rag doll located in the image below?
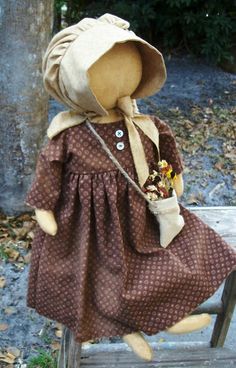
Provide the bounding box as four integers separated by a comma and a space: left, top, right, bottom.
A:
25, 13, 236, 362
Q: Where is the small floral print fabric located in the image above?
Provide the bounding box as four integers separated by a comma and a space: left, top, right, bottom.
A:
25, 115, 236, 343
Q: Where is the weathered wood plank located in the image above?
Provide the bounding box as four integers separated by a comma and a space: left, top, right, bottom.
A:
192, 300, 223, 314
58, 326, 82, 368
80, 347, 236, 367
58, 326, 71, 367
211, 270, 236, 347
187, 207, 236, 247
80, 341, 210, 355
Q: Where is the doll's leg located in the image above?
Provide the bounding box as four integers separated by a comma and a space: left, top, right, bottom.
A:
121, 313, 211, 361
122, 331, 153, 361
166, 313, 212, 334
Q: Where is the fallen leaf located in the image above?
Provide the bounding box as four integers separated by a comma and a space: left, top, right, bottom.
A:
51, 341, 61, 350
14, 262, 25, 270
4, 246, 19, 261
15, 213, 32, 222
209, 183, 225, 199
23, 252, 31, 264
55, 322, 63, 330
0, 231, 9, 238
215, 161, 224, 171
28, 231, 34, 239
225, 152, 236, 159
0, 352, 15, 364
183, 167, 191, 174
4, 307, 16, 315
55, 329, 63, 338
0, 276, 6, 288
6, 347, 21, 358
0, 323, 9, 331
187, 195, 199, 205
204, 107, 213, 115
15, 228, 29, 240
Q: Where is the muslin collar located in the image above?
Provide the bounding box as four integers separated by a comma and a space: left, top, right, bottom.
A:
47, 96, 160, 187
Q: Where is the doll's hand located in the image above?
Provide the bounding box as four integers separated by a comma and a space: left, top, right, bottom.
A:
174, 174, 184, 198
35, 209, 58, 236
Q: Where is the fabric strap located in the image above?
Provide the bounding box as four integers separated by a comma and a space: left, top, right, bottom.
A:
86, 119, 155, 205
47, 96, 160, 187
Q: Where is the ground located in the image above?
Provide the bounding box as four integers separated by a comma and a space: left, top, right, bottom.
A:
0, 54, 235, 366
138, 54, 236, 207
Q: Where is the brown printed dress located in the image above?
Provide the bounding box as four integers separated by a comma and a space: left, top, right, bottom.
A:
25, 115, 236, 343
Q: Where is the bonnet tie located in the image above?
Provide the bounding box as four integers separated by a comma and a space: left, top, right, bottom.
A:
47, 96, 161, 188
116, 96, 150, 186
87, 95, 161, 188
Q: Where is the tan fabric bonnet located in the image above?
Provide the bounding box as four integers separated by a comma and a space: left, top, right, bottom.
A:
42, 13, 167, 187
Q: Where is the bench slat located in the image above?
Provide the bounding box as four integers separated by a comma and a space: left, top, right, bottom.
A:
80, 347, 236, 367
193, 301, 223, 314
187, 207, 236, 247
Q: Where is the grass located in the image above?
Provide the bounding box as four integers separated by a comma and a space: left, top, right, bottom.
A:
27, 349, 57, 368
0, 244, 9, 261
40, 332, 53, 345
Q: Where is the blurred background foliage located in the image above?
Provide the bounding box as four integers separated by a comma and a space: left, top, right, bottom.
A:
53, 0, 236, 66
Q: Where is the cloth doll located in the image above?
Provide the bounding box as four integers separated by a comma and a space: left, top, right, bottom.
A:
25, 13, 236, 362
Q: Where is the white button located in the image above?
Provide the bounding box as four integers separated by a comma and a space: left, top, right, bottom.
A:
115, 129, 124, 138
116, 142, 125, 150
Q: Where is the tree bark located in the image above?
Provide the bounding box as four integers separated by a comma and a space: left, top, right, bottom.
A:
0, 0, 53, 214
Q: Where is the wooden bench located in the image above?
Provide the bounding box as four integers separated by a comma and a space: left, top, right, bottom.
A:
57, 207, 236, 367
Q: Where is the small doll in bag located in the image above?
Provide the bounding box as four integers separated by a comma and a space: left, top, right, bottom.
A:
25, 14, 236, 362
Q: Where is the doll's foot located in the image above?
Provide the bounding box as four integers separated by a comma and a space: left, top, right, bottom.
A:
122, 331, 153, 361
166, 313, 212, 334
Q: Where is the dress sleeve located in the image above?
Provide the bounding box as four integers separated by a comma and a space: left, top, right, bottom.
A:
25, 130, 68, 211
150, 115, 184, 174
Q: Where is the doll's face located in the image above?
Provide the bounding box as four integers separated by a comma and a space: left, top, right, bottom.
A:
88, 41, 142, 110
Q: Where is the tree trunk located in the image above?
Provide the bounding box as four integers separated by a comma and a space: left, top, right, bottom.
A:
0, 0, 54, 215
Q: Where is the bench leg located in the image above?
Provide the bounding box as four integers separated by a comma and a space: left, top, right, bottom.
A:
57, 325, 82, 368
210, 270, 236, 347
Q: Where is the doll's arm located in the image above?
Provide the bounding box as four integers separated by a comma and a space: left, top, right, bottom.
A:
35, 209, 58, 236
174, 173, 184, 198
25, 131, 67, 235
